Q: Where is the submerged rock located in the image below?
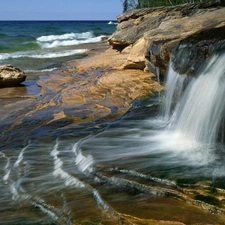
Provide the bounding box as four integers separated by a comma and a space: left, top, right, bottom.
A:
0, 64, 26, 87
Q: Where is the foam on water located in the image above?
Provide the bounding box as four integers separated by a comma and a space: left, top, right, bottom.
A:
92, 189, 109, 210
25, 67, 58, 73
14, 144, 30, 168
50, 139, 86, 188
3, 157, 11, 184
32, 202, 59, 221
38, 36, 104, 48
170, 53, 225, 145
37, 32, 93, 42
36, 31, 105, 49
155, 52, 225, 166
72, 142, 94, 174
0, 21, 115, 73
0, 49, 88, 60
108, 21, 117, 25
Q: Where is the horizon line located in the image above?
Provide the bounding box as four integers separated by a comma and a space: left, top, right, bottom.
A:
0, 19, 117, 22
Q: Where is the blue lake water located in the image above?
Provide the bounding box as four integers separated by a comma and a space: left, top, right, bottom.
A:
0, 20, 116, 72
1, 20, 225, 225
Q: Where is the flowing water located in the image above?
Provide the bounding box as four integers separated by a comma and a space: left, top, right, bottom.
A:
1, 22, 225, 224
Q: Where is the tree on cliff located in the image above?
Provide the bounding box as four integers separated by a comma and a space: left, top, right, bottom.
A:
122, 0, 209, 11
121, 0, 138, 11
123, 0, 129, 12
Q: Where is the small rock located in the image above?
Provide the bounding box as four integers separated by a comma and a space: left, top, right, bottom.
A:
0, 64, 26, 87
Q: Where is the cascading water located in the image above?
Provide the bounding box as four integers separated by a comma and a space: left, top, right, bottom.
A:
2, 51, 225, 224
162, 51, 225, 162
163, 64, 190, 122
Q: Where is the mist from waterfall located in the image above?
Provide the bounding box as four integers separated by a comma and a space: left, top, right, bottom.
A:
2, 49, 225, 224
161, 51, 225, 164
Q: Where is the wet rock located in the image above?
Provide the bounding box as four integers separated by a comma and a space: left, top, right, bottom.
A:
122, 37, 147, 70
0, 62, 161, 148
171, 26, 225, 76
0, 64, 26, 87
108, 1, 225, 78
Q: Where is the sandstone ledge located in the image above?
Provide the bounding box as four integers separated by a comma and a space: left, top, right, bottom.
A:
36, 44, 162, 125
1, 6, 225, 225
108, 0, 225, 77
2, 1, 225, 148
0, 42, 162, 147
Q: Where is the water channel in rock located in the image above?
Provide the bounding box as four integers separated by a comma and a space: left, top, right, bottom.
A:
1, 52, 225, 224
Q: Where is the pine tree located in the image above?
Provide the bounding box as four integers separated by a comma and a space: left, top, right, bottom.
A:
123, 0, 129, 12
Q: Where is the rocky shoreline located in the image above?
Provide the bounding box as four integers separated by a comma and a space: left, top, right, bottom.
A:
0, 40, 161, 149
0, 0, 225, 146
1, 0, 225, 150
1, 2, 225, 224
109, 0, 225, 77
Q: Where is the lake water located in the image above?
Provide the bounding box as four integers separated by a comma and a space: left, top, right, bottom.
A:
0, 20, 116, 72
1, 22, 225, 225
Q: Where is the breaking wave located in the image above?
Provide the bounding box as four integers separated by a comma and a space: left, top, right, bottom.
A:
36, 32, 105, 48
0, 49, 88, 60
24, 68, 58, 73
0, 21, 112, 73
37, 32, 93, 42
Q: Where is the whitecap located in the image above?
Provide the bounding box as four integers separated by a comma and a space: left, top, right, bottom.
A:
0, 49, 88, 60
24, 67, 58, 73
37, 32, 93, 42
38, 36, 104, 49
30, 49, 87, 58
108, 21, 116, 25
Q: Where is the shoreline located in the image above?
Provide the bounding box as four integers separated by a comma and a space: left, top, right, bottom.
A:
0, 40, 162, 149
2, 6, 225, 223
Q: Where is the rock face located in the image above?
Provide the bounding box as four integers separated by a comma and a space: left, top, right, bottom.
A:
172, 26, 225, 76
0, 64, 26, 87
108, 0, 225, 77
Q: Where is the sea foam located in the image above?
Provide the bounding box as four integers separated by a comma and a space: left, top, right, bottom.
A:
36, 31, 105, 48
0, 49, 88, 60
24, 68, 58, 73
38, 36, 104, 49
37, 32, 93, 42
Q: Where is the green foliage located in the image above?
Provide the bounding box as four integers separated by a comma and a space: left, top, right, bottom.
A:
122, 0, 210, 11
122, 0, 138, 11
123, 0, 129, 12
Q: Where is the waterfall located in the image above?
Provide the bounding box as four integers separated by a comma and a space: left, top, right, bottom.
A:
164, 52, 225, 150
163, 64, 190, 121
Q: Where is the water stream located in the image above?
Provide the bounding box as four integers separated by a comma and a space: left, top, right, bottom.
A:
1, 52, 225, 224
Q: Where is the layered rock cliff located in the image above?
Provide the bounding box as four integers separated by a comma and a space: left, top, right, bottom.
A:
108, 0, 225, 77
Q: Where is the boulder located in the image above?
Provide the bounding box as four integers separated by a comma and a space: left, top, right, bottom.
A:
108, 0, 225, 78
122, 37, 147, 70
0, 65, 26, 87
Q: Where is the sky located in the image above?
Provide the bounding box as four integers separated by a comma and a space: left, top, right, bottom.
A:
0, 0, 123, 21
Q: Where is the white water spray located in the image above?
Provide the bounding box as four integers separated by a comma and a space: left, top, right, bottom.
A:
162, 52, 225, 160
164, 63, 190, 121
50, 139, 85, 188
